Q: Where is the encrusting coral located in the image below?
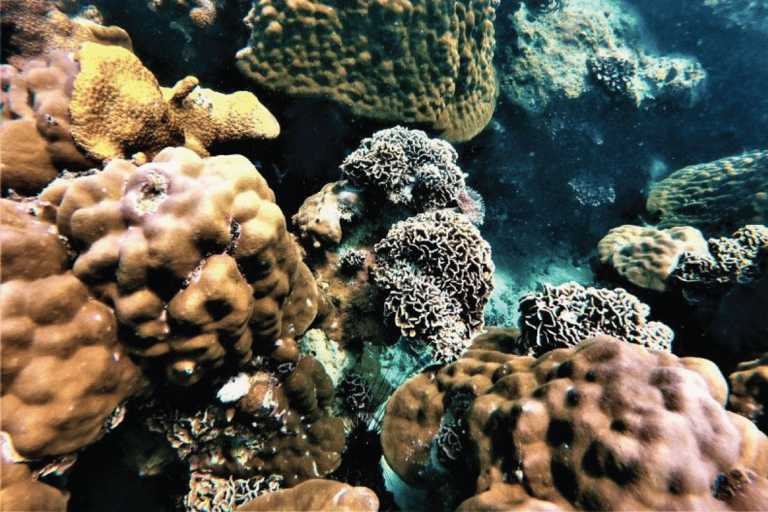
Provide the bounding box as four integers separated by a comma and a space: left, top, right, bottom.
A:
54, 147, 318, 386
647, 151, 768, 236
518, 281, 674, 356
235, 0, 498, 142
70, 42, 280, 163
0, 52, 99, 196
382, 331, 768, 510
597, 225, 711, 291
0, 199, 148, 460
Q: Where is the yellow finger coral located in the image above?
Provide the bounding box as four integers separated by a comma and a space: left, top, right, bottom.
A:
235, 0, 498, 142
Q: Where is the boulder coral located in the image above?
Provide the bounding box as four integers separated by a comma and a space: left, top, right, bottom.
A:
597, 225, 710, 291
647, 151, 768, 236
235, 479, 379, 511
236, 0, 498, 142
382, 332, 768, 510
0, 460, 69, 512
55, 147, 319, 385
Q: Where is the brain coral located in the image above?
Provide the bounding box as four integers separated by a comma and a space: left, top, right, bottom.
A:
647, 151, 768, 235
597, 225, 710, 291
518, 282, 674, 356
0, 52, 99, 196
56, 147, 319, 386
382, 332, 768, 510
235, 0, 498, 142
374, 209, 494, 361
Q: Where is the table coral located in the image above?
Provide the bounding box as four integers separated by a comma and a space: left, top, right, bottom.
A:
518, 282, 674, 356
374, 209, 495, 362
0, 52, 99, 196
647, 151, 768, 236
235, 479, 379, 511
597, 225, 710, 291
55, 147, 319, 386
235, 0, 498, 142
382, 333, 768, 510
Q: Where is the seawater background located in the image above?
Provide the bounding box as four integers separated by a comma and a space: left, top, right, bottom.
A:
31, 0, 768, 509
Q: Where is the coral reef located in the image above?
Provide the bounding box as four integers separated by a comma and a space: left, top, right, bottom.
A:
647, 151, 768, 235
518, 282, 674, 356
70, 42, 279, 162
598, 225, 710, 291
382, 332, 768, 510
730, 352, 768, 433
235, 478, 378, 511
147, 355, 345, 487
55, 147, 318, 386
0, 460, 69, 511
374, 209, 495, 362
235, 0, 498, 142
0, 52, 99, 195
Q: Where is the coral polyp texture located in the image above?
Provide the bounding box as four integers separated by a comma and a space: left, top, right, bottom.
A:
340, 126, 468, 211
149, 355, 345, 487
382, 332, 768, 511
235, 478, 379, 511
646, 151, 768, 236
69, 42, 279, 162
1, 200, 147, 459
235, 0, 498, 142
518, 282, 674, 356
0, 52, 98, 195
374, 209, 494, 361
597, 225, 710, 291
55, 147, 319, 385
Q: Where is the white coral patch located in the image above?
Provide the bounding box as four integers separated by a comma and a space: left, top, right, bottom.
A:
216, 373, 250, 403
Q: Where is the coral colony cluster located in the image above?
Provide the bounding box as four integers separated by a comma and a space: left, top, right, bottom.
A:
1, 1, 768, 511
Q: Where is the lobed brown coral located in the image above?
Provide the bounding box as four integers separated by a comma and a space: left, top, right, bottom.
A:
0, 460, 69, 511
0, 52, 99, 196
55, 147, 318, 385
597, 225, 710, 291
518, 282, 674, 356
382, 332, 768, 510
729, 352, 768, 433
292, 181, 361, 249
647, 151, 768, 236
236, 0, 498, 143
374, 209, 494, 361
235, 479, 379, 511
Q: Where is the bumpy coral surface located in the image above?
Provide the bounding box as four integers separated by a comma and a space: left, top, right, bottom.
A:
730, 352, 768, 433
0, 0, 132, 67
598, 225, 710, 291
383, 333, 768, 510
56, 147, 318, 385
236, 479, 378, 511
149, 355, 344, 486
0, 460, 68, 511
0, 52, 98, 195
374, 209, 494, 361
292, 181, 358, 249
69, 43, 279, 162
518, 282, 674, 356
236, 0, 498, 142
647, 151, 768, 235
340, 126, 468, 211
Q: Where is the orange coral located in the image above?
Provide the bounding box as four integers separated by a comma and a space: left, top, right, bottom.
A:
236, 0, 498, 142
0, 460, 68, 511
56, 147, 318, 385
